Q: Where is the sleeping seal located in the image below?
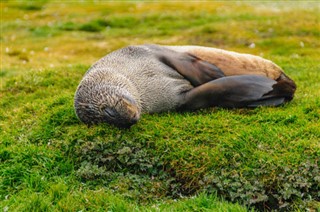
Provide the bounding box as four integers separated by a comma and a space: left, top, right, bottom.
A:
74, 44, 296, 128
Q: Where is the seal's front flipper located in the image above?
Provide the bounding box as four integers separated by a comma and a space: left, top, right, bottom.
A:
146, 44, 225, 86
180, 75, 295, 110
158, 52, 225, 86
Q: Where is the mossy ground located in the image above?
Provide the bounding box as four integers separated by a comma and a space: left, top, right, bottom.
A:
1, 1, 319, 211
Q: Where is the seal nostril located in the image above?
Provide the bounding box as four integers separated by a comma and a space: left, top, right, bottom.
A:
128, 115, 139, 126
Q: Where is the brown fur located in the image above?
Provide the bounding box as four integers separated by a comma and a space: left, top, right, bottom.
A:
166, 46, 283, 80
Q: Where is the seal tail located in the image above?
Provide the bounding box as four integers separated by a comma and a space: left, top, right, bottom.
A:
180, 75, 296, 110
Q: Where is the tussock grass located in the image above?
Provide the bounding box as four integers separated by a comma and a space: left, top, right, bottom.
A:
1, 1, 319, 211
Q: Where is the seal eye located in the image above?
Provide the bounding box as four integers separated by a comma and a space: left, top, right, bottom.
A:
104, 108, 116, 119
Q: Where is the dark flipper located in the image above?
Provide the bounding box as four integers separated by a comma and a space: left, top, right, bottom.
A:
180, 75, 295, 110
146, 44, 225, 86
274, 72, 297, 100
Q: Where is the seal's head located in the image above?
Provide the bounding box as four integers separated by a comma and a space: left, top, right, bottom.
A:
74, 82, 140, 128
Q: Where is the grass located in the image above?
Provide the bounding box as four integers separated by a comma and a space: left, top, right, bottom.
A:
1, 1, 320, 211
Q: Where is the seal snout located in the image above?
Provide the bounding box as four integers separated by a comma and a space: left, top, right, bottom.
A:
123, 114, 139, 128
121, 96, 141, 127
114, 111, 140, 129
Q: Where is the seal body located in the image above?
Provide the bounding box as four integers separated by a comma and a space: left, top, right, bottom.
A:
74, 44, 296, 127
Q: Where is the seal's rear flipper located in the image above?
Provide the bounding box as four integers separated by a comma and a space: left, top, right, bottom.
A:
246, 97, 286, 107
145, 44, 225, 86
180, 75, 295, 110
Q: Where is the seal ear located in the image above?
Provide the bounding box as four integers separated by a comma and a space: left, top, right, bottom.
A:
180, 75, 295, 110
146, 45, 225, 86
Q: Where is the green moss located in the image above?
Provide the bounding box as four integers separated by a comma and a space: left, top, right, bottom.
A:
14, 2, 46, 11
1, 1, 319, 211
29, 26, 60, 37
78, 19, 109, 32
59, 22, 78, 31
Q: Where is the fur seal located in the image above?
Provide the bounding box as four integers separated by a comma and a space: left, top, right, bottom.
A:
74, 44, 296, 128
